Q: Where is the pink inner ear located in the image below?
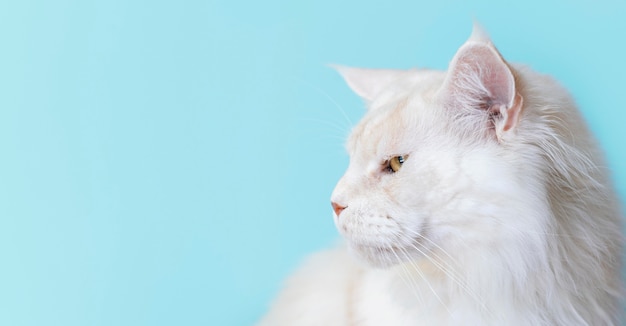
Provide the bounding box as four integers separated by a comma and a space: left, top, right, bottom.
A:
442, 41, 523, 135
452, 44, 515, 109
502, 93, 523, 132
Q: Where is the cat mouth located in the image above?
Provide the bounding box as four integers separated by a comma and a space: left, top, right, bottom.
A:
348, 242, 425, 268
346, 226, 432, 268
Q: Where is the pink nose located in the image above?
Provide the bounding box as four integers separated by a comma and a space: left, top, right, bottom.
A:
331, 202, 346, 217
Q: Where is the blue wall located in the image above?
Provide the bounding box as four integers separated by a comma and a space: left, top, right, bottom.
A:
0, 1, 624, 325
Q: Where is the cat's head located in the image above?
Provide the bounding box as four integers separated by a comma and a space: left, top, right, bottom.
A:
330, 26, 550, 268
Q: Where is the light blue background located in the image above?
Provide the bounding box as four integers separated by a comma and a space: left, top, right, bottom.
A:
0, 1, 624, 325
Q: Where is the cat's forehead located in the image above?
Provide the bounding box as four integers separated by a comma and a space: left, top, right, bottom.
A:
347, 99, 417, 157
345, 70, 445, 158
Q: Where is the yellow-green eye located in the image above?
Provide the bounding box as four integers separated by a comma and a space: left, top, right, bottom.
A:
388, 155, 405, 173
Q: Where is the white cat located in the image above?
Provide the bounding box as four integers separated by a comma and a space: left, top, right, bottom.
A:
259, 26, 623, 325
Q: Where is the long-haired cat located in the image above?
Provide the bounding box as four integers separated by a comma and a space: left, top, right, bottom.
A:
259, 26, 623, 325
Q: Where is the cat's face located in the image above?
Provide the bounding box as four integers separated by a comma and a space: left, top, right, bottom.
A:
331, 79, 448, 267
330, 28, 545, 268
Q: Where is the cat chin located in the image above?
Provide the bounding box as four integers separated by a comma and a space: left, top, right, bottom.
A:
347, 242, 420, 268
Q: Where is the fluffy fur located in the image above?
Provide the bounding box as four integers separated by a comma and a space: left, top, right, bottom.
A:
259, 26, 623, 325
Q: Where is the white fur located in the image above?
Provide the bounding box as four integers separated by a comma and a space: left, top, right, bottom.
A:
259, 27, 623, 325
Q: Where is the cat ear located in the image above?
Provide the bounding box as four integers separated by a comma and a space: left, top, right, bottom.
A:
332, 65, 405, 102
439, 25, 523, 138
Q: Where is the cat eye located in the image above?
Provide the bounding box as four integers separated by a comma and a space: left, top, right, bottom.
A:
387, 155, 406, 173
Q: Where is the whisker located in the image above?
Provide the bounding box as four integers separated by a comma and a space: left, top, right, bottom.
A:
297, 117, 350, 137
406, 239, 492, 317
399, 229, 493, 318
398, 247, 454, 318
290, 77, 354, 129
388, 245, 425, 305
402, 228, 460, 271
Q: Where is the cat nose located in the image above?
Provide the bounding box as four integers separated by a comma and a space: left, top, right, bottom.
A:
331, 201, 346, 217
